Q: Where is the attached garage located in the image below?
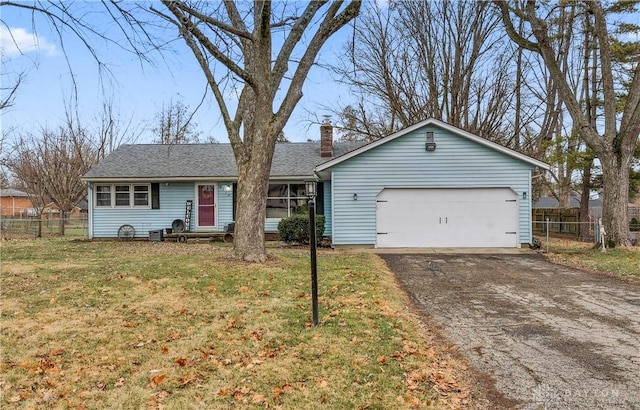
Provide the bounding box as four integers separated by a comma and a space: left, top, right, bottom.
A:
314, 118, 550, 249
376, 188, 519, 248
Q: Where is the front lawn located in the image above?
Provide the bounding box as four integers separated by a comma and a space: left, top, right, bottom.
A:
0, 239, 469, 409
544, 238, 640, 279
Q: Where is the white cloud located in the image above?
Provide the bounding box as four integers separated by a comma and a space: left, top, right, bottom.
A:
0, 26, 58, 57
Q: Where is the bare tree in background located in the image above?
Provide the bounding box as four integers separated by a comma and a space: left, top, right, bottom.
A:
7, 120, 100, 235
496, 0, 640, 246
93, 98, 144, 159
151, 99, 202, 144
332, 1, 517, 143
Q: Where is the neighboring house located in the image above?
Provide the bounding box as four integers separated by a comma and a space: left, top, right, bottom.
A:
42, 200, 89, 220
533, 196, 604, 219
0, 188, 35, 217
83, 118, 549, 248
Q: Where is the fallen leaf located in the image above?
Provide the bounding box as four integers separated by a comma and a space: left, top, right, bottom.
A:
251, 393, 266, 404
376, 355, 386, 364
149, 374, 166, 388
178, 373, 196, 387
175, 357, 194, 367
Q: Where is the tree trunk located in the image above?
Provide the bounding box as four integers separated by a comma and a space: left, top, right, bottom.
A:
600, 152, 631, 246
232, 102, 277, 263
58, 214, 65, 236
233, 159, 271, 263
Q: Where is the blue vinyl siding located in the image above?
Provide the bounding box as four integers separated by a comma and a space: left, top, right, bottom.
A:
90, 181, 235, 238
323, 180, 332, 234
217, 185, 234, 231
325, 124, 535, 246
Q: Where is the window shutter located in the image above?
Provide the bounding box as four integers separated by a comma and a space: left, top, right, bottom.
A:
151, 183, 160, 209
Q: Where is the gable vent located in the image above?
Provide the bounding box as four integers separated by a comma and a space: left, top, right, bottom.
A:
425, 131, 436, 151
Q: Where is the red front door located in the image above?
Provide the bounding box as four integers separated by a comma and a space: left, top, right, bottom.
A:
197, 184, 215, 227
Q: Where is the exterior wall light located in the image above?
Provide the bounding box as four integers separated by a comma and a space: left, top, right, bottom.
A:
353, 193, 358, 200
425, 131, 436, 151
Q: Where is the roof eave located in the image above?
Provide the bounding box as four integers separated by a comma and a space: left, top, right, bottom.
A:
82, 174, 318, 183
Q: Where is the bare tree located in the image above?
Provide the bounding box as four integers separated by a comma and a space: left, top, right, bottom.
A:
332, 1, 517, 143
151, 99, 202, 144
7, 121, 99, 235
496, 0, 640, 246
93, 98, 144, 159
149, 1, 361, 262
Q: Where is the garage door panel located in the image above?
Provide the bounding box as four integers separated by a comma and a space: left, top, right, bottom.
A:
376, 188, 518, 248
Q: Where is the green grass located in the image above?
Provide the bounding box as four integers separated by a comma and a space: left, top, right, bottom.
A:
0, 239, 466, 409
545, 238, 640, 279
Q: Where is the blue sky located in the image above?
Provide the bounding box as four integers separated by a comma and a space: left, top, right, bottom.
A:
1, 3, 361, 144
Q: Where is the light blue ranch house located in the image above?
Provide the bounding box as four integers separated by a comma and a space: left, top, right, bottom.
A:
83, 118, 549, 248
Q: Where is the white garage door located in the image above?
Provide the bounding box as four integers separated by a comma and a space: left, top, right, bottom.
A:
376, 188, 518, 248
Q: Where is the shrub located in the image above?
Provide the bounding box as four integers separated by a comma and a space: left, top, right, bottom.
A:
278, 214, 325, 244
630, 218, 640, 232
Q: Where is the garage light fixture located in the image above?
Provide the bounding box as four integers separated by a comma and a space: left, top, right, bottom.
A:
425, 131, 436, 151
523, 192, 527, 200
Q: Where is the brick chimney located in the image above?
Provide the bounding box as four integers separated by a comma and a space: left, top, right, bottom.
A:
320, 115, 333, 157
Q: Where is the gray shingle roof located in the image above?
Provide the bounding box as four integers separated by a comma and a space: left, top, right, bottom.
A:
533, 196, 603, 209
0, 188, 29, 197
83, 142, 364, 180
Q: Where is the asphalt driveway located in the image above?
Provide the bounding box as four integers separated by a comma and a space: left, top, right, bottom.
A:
380, 253, 640, 409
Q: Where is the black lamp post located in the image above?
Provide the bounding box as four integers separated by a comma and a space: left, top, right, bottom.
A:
305, 180, 319, 326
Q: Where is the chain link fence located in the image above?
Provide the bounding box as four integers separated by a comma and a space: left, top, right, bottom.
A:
0, 218, 88, 239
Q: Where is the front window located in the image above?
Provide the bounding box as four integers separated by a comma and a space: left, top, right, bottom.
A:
266, 183, 308, 218
133, 185, 149, 206
96, 185, 112, 207
94, 184, 150, 208
115, 185, 130, 206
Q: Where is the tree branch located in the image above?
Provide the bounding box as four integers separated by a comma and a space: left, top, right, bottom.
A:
274, 1, 361, 131
161, 0, 254, 87
493, 1, 540, 52
271, 1, 326, 97
589, 1, 617, 141
171, 0, 254, 40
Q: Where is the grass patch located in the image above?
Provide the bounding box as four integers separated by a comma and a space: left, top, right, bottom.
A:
1, 239, 467, 409
544, 238, 640, 279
